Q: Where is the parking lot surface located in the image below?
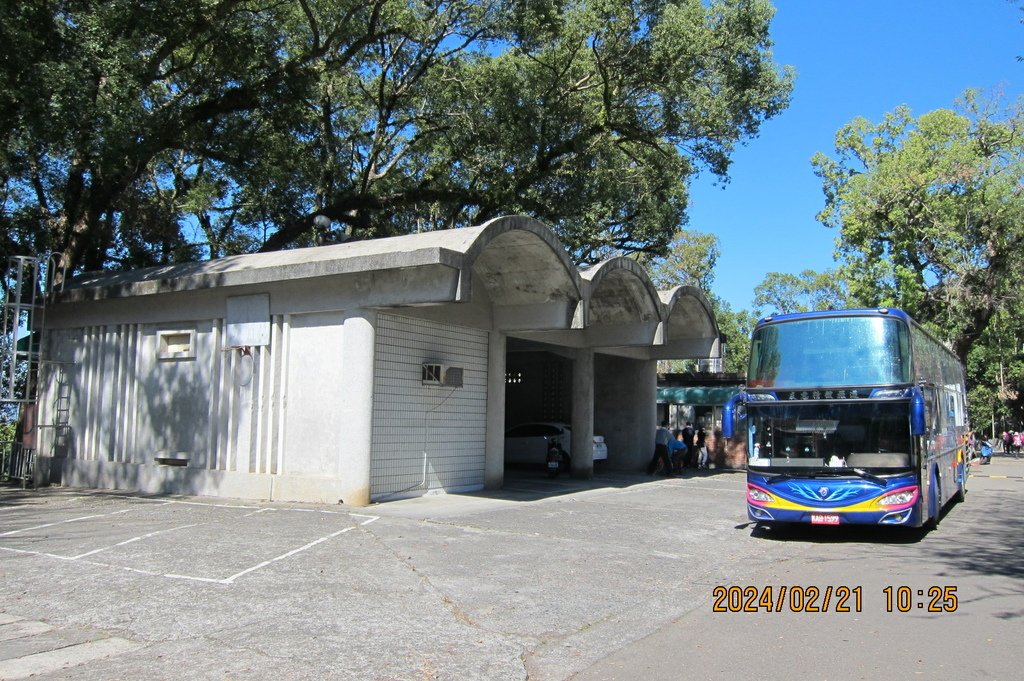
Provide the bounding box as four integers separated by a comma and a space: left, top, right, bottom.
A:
1, 461, 1020, 680
0, 470, 769, 680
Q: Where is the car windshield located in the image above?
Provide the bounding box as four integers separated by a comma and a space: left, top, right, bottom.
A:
745, 401, 913, 472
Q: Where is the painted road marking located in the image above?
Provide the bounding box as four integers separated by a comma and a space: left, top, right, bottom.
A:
0, 508, 133, 537
0, 497, 380, 586
164, 514, 379, 585
63, 523, 201, 560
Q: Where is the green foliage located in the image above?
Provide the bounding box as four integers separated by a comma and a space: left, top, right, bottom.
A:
964, 306, 1024, 433
1, 0, 792, 276
752, 268, 852, 316
645, 228, 720, 291
0, 420, 14, 443
813, 90, 1024, 428
812, 90, 1024, 365
711, 298, 758, 375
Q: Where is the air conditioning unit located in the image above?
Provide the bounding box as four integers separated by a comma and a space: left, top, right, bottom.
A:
443, 366, 464, 388
422, 363, 463, 388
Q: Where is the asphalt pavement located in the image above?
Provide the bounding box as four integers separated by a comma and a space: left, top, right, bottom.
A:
0, 458, 1021, 680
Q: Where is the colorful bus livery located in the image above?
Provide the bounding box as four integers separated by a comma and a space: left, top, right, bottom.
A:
724, 309, 969, 528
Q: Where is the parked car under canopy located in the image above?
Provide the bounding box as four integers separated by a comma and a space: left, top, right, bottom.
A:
503, 422, 608, 466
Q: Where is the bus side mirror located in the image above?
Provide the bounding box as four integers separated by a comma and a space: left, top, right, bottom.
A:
910, 387, 926, 436
723, 393, 746, 438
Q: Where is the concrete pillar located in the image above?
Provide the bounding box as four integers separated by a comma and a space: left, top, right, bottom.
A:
338, 309, 376, 506
640, 359, 658, 468
571, 347, 594, 478
485, 331, 506, 489
595, 355, 657, 470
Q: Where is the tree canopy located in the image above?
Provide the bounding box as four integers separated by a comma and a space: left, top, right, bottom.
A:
0, 0, 792, 279
752, 268, 850, 316
812, 91, 1024, 365
645, 227, 720, 291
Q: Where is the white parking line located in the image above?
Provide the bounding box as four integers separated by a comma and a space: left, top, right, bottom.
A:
64, 523, 202, 560
106, 494, 264, 510
164, 514, 379, 585
0, 506, 380, 586
0, 509, 133, 537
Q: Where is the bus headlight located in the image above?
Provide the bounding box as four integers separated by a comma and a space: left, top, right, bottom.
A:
879, 486, 918, 507
748, 486, 774, 503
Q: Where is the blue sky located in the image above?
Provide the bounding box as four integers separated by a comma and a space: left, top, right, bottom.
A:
688, 0, 1024, 312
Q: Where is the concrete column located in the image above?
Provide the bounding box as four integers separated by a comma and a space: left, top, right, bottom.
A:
595, 355, 657, 470
484, 331, 506, 490
571, 347, 594, 478
338, 309, 376, 506
640, 359, 658, 468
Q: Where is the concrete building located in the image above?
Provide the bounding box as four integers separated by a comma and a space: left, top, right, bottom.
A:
34, 216, 721, 505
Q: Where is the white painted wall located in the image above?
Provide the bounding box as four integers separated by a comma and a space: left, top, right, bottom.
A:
44, 322, 218, 466
40, 312, 356, 501
40, 309, 489, 503
281, 311, 346, 477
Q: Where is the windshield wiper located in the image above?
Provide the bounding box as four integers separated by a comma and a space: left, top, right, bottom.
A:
849, 468, 886, 487
760, 467, 885, 487
765, 472, 813, 485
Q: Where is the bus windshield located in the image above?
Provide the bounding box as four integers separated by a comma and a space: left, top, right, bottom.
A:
748, 316, 911, 388
746, 402, 913, 472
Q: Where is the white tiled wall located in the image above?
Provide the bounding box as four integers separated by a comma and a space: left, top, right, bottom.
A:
371, 313, 488, 499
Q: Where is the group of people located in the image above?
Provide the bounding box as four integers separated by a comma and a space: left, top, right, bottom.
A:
648, 420, 709, 477
1001, 430, 1023, 457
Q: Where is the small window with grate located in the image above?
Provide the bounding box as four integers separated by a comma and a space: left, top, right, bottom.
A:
158, 330, 196, 360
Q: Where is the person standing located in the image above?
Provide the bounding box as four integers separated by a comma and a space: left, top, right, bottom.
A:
696, 423, 709, 469
681, 421, 696, 468
647, 420, 675, 477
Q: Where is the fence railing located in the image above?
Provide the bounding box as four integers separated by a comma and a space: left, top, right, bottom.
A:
1, 440, 35, 486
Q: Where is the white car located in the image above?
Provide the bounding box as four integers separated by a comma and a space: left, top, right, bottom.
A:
503, 422, 609, 465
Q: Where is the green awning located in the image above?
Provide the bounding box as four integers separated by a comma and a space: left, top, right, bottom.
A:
657, 386, 740, 406
15, 332, 39, 353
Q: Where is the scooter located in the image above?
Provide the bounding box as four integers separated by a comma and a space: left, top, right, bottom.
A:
547, 441, 566, 478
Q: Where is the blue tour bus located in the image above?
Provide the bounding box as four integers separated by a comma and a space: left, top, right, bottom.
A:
723, 309, 969, 528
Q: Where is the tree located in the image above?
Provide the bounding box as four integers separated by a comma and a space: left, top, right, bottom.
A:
647, 228, 720, 374
645, 228, 720, 291
752, 268, 852, 316
811, 91, 1024, 365
964, 304, 1024, 435
1, 0, 793, 278
712, 299, 758, 375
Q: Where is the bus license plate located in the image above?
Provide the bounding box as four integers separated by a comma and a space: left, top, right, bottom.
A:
811, 513, 840, 525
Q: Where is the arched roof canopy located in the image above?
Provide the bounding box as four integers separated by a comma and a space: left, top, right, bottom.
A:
462, 215, 582, 306
654, 286, 722, 359
580, 257, 663, 326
